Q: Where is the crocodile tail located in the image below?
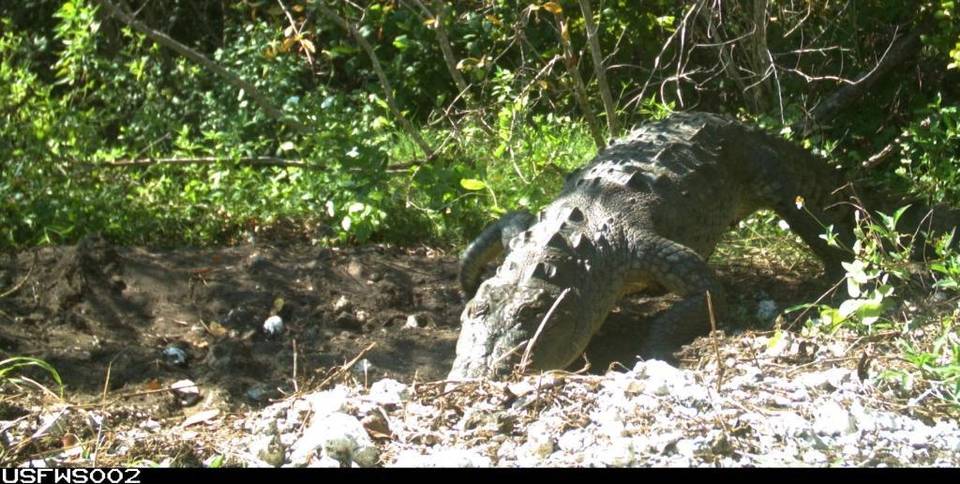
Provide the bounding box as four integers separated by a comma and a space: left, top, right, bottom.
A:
459, 210, 535, 297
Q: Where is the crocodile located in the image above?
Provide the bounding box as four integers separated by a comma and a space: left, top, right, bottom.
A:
448, 112, 907, 379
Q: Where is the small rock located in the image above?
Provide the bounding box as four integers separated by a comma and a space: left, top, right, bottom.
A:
140, 419, 161, 431
162, 346, 188, 366
674, 438, 698, 458
303, 387, 350, 417
404, 315, 419, 329
800, 449, 827, 465
764, 332, 793, 358
332, 295, 352, 313
245, 384, 272, 402
557, 428, 592, 452
289, 412, 372, 467
346, 260, 364, 279
170, 379, 201, 407
601, 438, 635, 466
800, 368, 852, 391
524, 421, 556, 459
390, 448, 491, 468
756, 299, 779, 321
252, 434, 286, 467
767, 412, 810, 438
263, 315, 283, 336
361, 412, 392, 440
633, 360, 690, 396
367, 379, 408, 408
352, 446, 380, 468
812, 400, 856, 436
355, 310, 370, 323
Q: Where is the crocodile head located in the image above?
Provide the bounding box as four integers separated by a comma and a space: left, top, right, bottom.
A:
448, 228, 619, 379
448, 277, 580, 379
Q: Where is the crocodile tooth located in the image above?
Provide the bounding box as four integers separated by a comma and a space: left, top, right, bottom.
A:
625, 171, 649, 191
546, 232, 568, 250
571, 233, 593, 252
566, 207, 585, 222
530, 262, 557, 280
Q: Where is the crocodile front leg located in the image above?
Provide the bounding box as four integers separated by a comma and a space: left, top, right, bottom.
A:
458, 211, 535, 297
628, 237, 727, 360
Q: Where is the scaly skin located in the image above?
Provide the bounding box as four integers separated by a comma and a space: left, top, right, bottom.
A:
450, 112, 859, 379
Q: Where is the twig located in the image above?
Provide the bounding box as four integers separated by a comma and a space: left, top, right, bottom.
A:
706, 290, 725, 392
862, 142, 897, 169
277, 0, 314, 66
92, 360, 113, 467
291, 338, 299, 394
95, 0, 305, 134
316, 342, 376, 390
520, 288, 572, 373
783, 276, 847, 331
0, 253, 36, 299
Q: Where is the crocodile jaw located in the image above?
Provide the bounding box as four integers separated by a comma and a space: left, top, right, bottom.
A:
448, 273, 610, 380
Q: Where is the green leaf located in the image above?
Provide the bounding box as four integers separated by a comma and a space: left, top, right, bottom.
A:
460, 178, 487, 191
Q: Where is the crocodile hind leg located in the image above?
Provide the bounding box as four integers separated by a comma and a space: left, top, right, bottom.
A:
459, 210, 535, 297
630, 237, 727, 361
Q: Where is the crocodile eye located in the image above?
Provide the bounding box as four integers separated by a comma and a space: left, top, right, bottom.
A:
516, 303, 544, 321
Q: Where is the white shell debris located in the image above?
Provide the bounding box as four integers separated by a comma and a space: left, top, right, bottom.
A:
263, 315, 284, 336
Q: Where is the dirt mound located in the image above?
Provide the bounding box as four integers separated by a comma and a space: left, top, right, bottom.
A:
0, 239, 466, 404
0, 237, 825, 409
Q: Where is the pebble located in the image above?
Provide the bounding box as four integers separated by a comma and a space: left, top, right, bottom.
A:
263, 315, 283, 336
162, 346, 188, 366
170, 379, 201, 407
756, 299, 779, 321
390, 449, 491, 467
812, 400, 856, 436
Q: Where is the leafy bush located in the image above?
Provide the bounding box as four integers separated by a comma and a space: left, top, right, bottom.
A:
788, 203, 960, 406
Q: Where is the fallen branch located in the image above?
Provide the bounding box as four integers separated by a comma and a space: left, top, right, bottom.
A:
803, 27, 923, 130
95, 0, 306, 134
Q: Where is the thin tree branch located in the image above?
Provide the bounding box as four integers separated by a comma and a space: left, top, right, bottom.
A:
406, 0, 494, 135
578, 0, 620, 138
551, 10, 604, 148
101, 156, 309, 169
314, 2, 434, 159
803, 27, 923, 129
95, 0, 306, 134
